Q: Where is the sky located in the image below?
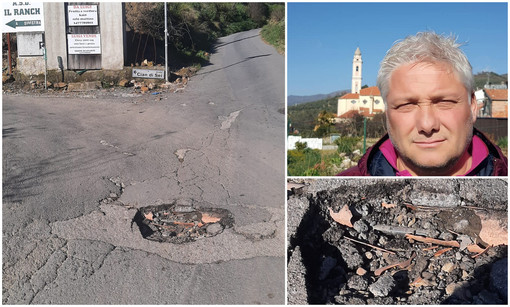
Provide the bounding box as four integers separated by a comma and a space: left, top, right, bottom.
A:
287, 2, 508, 96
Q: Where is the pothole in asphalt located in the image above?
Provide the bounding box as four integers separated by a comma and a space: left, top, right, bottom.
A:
288, 180, 508, 304
133, 204, 234, 244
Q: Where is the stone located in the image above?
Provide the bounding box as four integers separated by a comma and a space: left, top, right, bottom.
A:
364, 251, 373, 260
455, 252, 462, 261
368, 274, 395, 297
340, 158, 352, 169
461, 270, 470, 280
347, 275, 368, 291
68, 81, 102, 92
445, 281, 470, 299
205, 223, 222, 235
118, 79, 129, 87
337, 242, 364, 269
353, 219, 369, 234
356, 267, 367, 276
54, 82, 67, 89
442, 262, 455, 273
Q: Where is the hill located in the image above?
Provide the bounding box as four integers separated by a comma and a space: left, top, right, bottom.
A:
288, 96, 339, 137
288, 90, 347, 106
474, 72, 507, 89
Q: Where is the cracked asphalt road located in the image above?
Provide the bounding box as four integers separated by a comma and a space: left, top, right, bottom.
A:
2, 29, 285, 304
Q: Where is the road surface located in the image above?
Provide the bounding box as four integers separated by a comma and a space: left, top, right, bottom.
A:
3, 29, 285, 304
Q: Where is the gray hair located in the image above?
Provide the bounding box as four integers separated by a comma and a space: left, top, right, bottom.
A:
377, 32, 474, 102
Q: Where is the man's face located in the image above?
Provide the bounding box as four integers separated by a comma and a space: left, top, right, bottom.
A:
385, 61, 477, 175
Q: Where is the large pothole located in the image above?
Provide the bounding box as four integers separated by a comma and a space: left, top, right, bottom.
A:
287, 179, 508, 304
133, 204, 234, 244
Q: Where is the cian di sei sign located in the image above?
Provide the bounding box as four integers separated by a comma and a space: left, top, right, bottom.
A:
132, 69, 165, 79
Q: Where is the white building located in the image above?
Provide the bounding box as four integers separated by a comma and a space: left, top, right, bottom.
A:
351, 47, 362, 94
337, 48, 384, 119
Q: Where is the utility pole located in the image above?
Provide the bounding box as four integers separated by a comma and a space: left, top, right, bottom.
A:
164, 2, 169, 82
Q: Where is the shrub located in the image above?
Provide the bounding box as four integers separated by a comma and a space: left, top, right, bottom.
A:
295, 141, 308, 151
335, 136, 361, 155
261, 20, 285, 53
497, 136, 507, 149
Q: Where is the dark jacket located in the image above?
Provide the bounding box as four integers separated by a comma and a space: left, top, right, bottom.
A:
337, 128, 508, 176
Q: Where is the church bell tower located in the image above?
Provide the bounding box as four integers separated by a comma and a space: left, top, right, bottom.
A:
351, 47, 362, 94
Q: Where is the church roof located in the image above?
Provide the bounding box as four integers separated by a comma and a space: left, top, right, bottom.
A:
354, 47, 361, 55
339, 93, 360, 99
360, 86, 381, 96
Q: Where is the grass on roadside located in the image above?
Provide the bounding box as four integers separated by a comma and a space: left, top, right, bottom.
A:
261, 20, 285, 54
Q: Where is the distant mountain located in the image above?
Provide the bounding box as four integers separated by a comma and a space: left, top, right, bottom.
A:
474, 72, 507, 89
288, 90, 348, 106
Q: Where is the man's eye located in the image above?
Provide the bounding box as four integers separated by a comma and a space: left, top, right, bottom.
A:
435, 100, 457, 109
395, 102, 417, 111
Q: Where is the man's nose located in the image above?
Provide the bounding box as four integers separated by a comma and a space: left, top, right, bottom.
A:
416, 105, 440, 135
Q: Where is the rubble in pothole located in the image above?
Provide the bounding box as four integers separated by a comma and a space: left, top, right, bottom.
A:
134, 204, 234, 244
287, 180, 508, 304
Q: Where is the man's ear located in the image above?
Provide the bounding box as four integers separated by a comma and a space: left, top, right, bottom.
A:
470, 92, 477, 123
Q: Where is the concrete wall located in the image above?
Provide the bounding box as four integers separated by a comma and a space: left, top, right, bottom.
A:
18, 2, 124, 74
44, 2, 67, 70
99, 2, 124, 69
288, 136, 323, 150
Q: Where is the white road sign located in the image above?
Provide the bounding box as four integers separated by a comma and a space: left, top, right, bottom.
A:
132, 69, 165, 79
68, 34, 101, 54
68, 4, 98, 26
2, 2, 45, 33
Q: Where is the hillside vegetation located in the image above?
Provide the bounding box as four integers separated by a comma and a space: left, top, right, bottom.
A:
474, 72, 508, 89
125, 3, 284, 69
288, 96, 338, 137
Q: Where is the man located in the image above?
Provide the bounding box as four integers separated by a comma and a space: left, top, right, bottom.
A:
339, 32, 507, 176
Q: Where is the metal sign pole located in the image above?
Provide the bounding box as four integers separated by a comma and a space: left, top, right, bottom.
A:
164, 2, 168, 82
7, 33, 12, 75
43, 33, 47, 90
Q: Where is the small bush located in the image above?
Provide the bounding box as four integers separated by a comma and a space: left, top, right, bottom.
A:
497, 136, 507, 149
295, 141, 308, 151
335, 136, 361, 155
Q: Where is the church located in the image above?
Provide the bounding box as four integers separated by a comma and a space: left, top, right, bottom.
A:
337, 47, 384, 119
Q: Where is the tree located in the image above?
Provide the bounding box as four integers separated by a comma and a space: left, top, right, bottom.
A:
314, 110, 336, 138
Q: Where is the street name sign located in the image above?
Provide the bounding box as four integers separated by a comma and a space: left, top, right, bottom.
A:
2, 2, 45, 33
132, 69, 165, 79
68, 4, 98, 26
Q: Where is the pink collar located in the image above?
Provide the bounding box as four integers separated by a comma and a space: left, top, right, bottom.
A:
380, 136, 489, 176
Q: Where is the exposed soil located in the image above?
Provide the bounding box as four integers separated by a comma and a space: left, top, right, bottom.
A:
288, 179, 508, 304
